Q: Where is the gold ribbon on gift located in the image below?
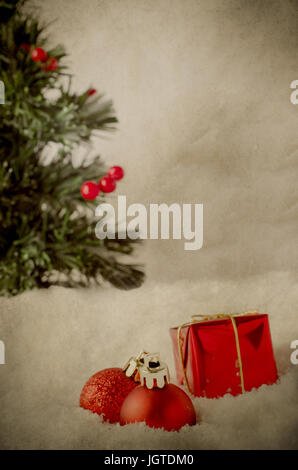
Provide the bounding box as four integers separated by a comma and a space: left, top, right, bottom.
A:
177, 311, 259, 395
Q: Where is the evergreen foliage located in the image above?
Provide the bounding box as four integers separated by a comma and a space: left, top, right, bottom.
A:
0, 0, 144, 295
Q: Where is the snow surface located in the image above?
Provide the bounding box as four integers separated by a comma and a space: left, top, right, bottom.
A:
0, 272, 297, 449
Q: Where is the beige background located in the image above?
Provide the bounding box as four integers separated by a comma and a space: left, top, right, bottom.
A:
29, 0, 298, 283
0, 0, 298, 450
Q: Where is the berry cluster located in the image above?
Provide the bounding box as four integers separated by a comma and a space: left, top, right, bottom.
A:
80, 166, 124, 200
20, 44, 58, 71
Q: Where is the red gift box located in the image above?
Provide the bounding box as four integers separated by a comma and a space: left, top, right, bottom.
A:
170, 312, 278, 398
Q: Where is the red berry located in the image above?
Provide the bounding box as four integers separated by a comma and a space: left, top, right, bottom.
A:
88, 88, 97, 96
80, 181, 99, 200
31, 47, 48, 62
108, 166, 124, 181
99, 175, 116, 193
20, 43, 30, 52
45, 57, 58, 71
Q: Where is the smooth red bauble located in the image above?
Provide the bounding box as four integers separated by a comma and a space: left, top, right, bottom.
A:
45, 57, 58, 71
80, 181, 99, 200
31, 47, 48, 62
108, 166, 124, 181
120, 383, 197, 431
99, 175, 116, 193
88, 88, 97, 96
80, 368, 138, 423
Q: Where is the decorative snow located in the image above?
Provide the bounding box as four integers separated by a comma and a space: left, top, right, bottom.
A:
0, 272, 297, 449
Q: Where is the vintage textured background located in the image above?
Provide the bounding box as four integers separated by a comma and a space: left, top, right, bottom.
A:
0, 0, 298, 449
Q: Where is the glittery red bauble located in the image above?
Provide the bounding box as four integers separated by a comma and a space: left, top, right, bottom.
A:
99, 175, 116, 193
45, 57, 58, 71
120, 383, 197, 431
31, 47, 48, 62
108, 166, 124, 181
80, 181, 99, 200
80, 368, 138, 423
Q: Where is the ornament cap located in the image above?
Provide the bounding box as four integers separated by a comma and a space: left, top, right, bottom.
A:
139, 353, 170, 389
123, 350, 148, 378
